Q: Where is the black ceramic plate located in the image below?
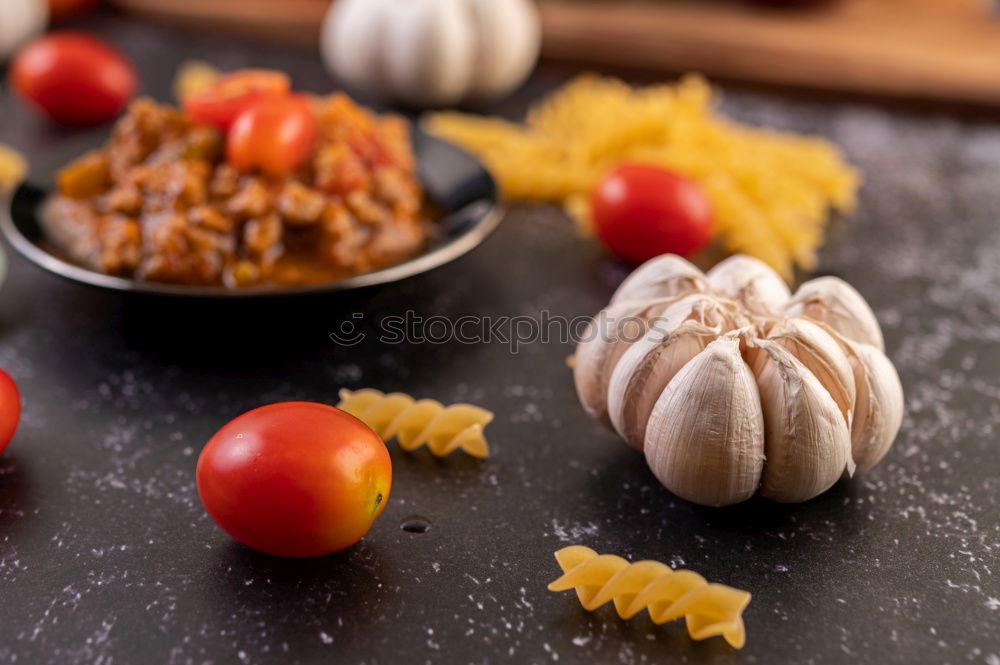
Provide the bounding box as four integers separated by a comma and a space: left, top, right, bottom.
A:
0, 128, 502, 297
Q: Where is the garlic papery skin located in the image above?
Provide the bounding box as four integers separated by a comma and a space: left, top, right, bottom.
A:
606, 294, 739, 450
750, 340, 853, 503
784, 276, 885, 351
610, 254, 710, 305
768, 318, 856, 427
573, 298, 676, 425
841, 340, 905, 474
706, 254, 791, 316
644, 336, 765, 507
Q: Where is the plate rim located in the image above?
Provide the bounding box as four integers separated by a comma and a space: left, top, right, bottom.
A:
0, 136, 504, 299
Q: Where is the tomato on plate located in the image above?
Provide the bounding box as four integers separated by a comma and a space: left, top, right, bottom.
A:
184, 69, 290, 132
196, 402, 391, 558
10, 32, 137, 127
226, 94, 317, 177
0, 369, 21, 455
591, 163, 713, 264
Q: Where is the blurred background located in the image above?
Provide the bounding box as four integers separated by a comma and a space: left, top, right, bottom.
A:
7, 0, 1000, 109
72, 0, 1000, 107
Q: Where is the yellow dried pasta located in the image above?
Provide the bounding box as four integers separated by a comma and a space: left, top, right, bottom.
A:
0, 144, 27, 192
337, 388, 492, 458
425, 74, 860, 280
548, 545, 751, 649
172, 60, 221, 103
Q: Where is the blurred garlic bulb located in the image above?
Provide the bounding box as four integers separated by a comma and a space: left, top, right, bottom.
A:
573, 254, 904, 506
320, 0, 541, 108
0, 0, 47, 60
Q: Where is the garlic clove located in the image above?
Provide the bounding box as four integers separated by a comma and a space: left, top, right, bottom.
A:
573, 298, 676, 425
610, 254, 710, 305
706, 254, 791, 316
608, 323, 710, 451
784, 276, 885, 351
768, 317, 856, 427
841, 340, 904, 474
607, 293, 744, 450
643, 336, 765, 506
749, 339, 853, 503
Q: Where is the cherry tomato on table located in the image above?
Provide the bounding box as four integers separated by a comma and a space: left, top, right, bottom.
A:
10, 32, 137, 127
0, 369, 21, 455
196, 402, 391, 558
226, 94, 317, 177
591, 163, 713, 264
183, 69, 290, 132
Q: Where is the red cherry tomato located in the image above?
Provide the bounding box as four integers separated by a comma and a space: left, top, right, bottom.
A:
0, 369, 21, 455
183, 69, 290, 132
48, 0, 100, 20
10, 32, 137, 127
226, 94, 317, 177
196, 402, 391, 558
591, 163, 713, 264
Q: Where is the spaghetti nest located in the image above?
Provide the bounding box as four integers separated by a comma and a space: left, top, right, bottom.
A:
426, 74, 860, 280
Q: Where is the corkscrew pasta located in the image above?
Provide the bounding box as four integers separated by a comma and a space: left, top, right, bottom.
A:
425, 74, 860, 280
337, 388, 493, 458
548, 545, 751, 649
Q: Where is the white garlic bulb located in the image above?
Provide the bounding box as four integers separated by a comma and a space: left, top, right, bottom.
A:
573, 254, 904, 506
320, 0, 541, 108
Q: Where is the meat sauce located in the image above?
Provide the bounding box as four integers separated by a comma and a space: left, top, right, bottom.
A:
46, 94, 430, 287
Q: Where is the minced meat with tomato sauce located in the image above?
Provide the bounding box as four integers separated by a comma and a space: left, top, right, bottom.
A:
45, 94, 429, 287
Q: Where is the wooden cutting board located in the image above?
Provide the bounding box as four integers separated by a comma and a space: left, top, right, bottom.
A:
110, 0, 1000, 107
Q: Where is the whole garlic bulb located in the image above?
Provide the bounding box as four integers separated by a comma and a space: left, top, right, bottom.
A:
0, 0, 47, 60
574, 254, 904, 506
320, 0, 541, 108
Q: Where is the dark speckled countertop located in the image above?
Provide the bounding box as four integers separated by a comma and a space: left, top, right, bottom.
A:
1, 10, 998, 665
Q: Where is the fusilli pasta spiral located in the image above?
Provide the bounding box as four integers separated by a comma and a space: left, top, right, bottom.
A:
337, 388, 492, 458
548, 545, 751, 648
